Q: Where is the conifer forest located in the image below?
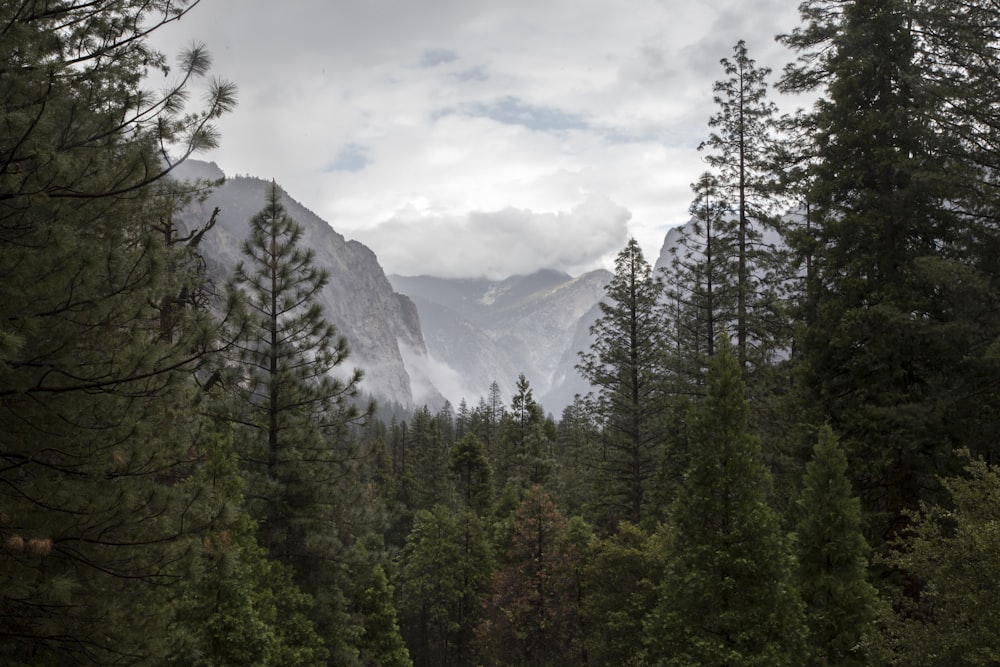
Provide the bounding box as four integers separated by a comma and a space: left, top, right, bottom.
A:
5, 1, 1000, 665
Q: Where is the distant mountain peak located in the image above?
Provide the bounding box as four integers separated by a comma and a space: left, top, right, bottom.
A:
171, 159, 443, 409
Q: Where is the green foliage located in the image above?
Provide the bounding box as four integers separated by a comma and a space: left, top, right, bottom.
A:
888, 459, 1000, 666
351, 560, 413, 667
450, 432, 494, 516
577, 239, 669, 527
667, 171, 738, 385
498, 374, 556, 491
407, 406, 457, 511
646, 341, 805, 666
579, 522, 662, 666
10, 3, 1000, 666
698, 40, 786, 375
477, 485, 582, 666
0, 3, 235, 662
168, 522, 327, 667
779, 0, 1000, 544
399, 504, 492, 667
552, 397, 602, 518
226, 182, 395, 666
796, 426, 884, 666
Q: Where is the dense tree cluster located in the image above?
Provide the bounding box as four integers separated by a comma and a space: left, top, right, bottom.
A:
4, 1, 1000, 665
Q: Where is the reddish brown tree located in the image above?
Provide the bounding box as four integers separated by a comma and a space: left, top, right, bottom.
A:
477, 486, 581, 666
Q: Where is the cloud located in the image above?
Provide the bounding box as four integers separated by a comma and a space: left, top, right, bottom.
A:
357, 194, 630, 279
465, 96, 589, 132
325, 143, 371, 173
399, 341, 472, 408
149, 0, 805, 279
419, 48, 459, 68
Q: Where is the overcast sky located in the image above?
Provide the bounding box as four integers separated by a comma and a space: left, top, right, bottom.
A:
151, 0, 805, 279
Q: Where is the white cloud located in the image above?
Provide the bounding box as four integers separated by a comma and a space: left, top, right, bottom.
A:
149, 0, 803, 278
358, 194, 630, 279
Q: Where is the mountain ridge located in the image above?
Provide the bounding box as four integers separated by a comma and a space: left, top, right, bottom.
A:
171, 160, 442, 409
170, 159, 615, 414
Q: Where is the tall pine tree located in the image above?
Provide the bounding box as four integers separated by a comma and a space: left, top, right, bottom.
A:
0, 2, 235, 662
699, 40, 785, 375
228, 180, 366, 560
646, 340, 805, 666
779, 0, 1000, 544
577, 239, 669, 527
796, 425, 883, 666
227, 182, 395, 666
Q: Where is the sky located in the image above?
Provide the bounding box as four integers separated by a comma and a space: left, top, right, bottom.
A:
150, 0, 805, 279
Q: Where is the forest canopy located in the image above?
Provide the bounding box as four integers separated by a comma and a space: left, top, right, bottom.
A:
3, 1, 1000, 665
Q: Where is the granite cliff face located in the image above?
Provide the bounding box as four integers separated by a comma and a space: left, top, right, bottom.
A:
389, 269, 611, 414
171, 159, 617, 414
172, 160, 441, 409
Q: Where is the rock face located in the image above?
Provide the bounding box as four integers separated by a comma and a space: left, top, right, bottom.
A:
654, 222, 690, 273
169, 159, 617, 414
389, 269, 612, 414
171, 160, 442, 409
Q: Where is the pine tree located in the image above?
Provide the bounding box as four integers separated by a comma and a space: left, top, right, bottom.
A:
0, 3, 235, 661
889, 459, 1000, 666
477, 486, 581, 666
699, 40, 784, 375
796, 425, 883, 666
577, 239, 669, 527
477, 380, 508, 487
399, 504, 492, 667
227, 182, 385, 665
228, 180, 367, 555
553, 397, 601, 518
407, 405, 455, 511
579, 522, 662, 666
499, 373, 555, 489
646, 340, 805, 666
449, 432, 494, 517
164, 432, 328, 667
349, 558, 413, 667
666, 171, 738, 387
779, 0, 1000, 543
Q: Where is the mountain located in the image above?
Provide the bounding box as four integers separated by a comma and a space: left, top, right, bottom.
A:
171, 160, 443, 409
389, 269, 611, 414
654, 223, 689, 273
170, 159, 614, 415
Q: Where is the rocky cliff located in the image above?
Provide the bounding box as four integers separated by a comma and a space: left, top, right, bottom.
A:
389, 269, 611, 414
171, 160, 442, 409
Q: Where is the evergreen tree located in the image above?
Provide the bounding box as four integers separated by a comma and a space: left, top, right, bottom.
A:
456, 398, 473, 439
228, 181, 367, 557
779, 0, 1000, 543
699, 40, 784, 375
164, 432, 327, 667
577, 239, 669, 527
553, 397, 601, 518
399, 504, 492, 667
407, 405, 455, 511
889, 459, 1000, 666
0, 2, 235, 661
449, 432, 494, 517
666, 171, 738, 388
477, 486, 581, 667
479, 380, 506, 457
796, 426, 884, 666
349, 557, 413, 667
646, 340, 805, 666
579, 522, 662, 666
499, 374, 555, 489
227, 182, 388, 665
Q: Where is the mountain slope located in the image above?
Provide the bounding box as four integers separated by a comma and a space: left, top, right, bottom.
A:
390, 269, 611, 413
172, 160, 442, 409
